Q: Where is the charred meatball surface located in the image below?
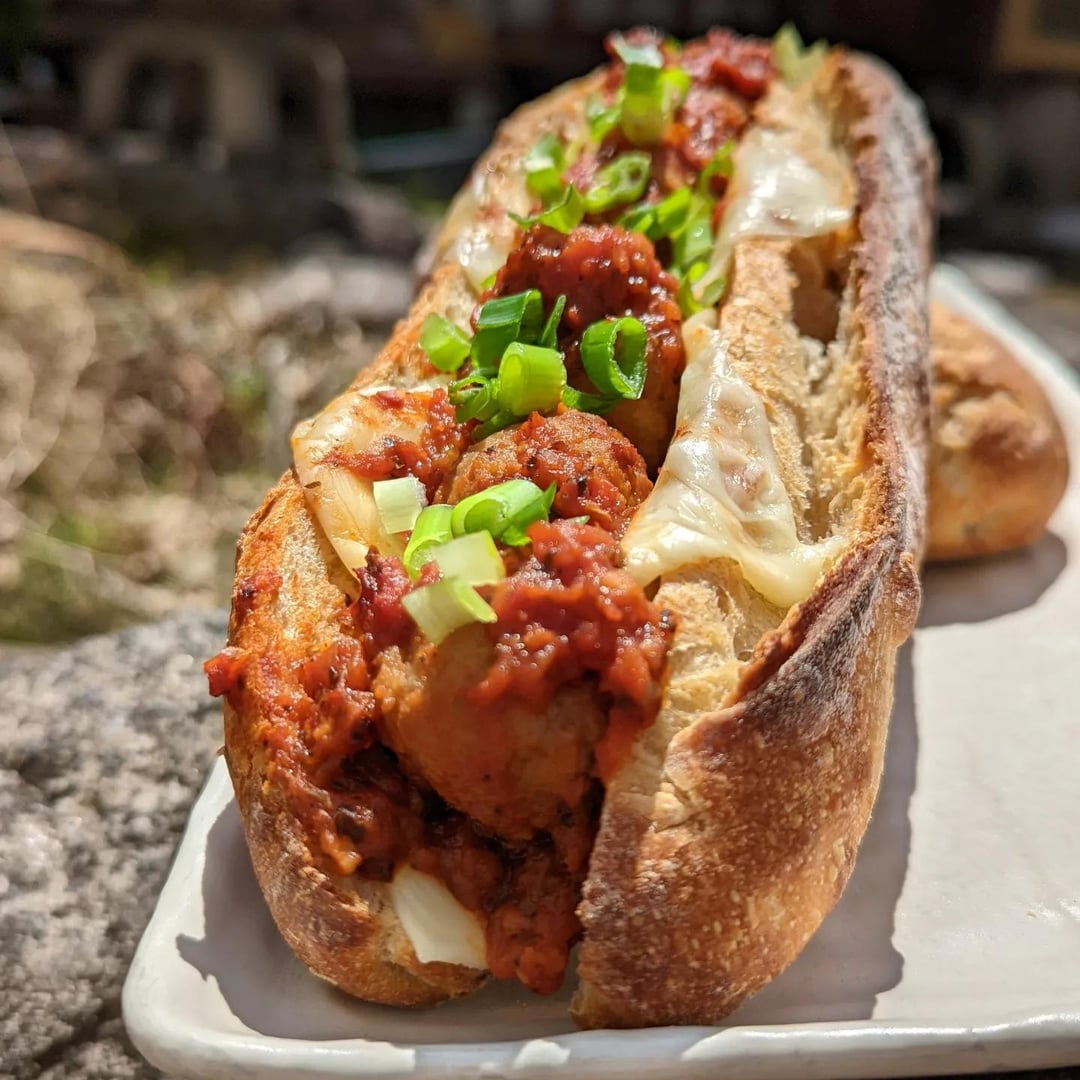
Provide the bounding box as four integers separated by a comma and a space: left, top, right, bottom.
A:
440, 409, 652, 537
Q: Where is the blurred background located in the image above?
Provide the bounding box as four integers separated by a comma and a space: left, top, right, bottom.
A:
1, 0, 1078, 643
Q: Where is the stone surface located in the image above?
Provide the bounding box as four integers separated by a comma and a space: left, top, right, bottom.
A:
0, 611, 227, 1080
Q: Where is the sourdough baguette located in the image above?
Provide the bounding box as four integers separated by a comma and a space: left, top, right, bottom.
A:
927, 302, 1069, 560
211, 31, 934, 1027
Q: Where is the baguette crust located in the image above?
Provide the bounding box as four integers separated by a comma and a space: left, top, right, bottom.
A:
222, 47, 934, 1022
574, 52, 932, 1026
927, 303, 1069, 560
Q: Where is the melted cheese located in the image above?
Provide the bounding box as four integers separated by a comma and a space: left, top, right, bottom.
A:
447, 168, 531, 293
622, 312, 844, 607
291, 382, 445, 577
390, 866, 486, 969
698, 80, 853, 297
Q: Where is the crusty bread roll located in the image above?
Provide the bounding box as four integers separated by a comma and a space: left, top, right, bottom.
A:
927, 303, 1069, 561
209, 31, 934, 1027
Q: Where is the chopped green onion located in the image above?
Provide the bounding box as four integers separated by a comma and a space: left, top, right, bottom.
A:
693, 270, 727, 310
676, 260, 706, 316
610, 33, 664, 70
580, 317, 647, 401
697, 140, 735, 194
403, 504, 454, 578
402, 577, 496, 645
498, 343, 567, 415
451, 479, 556, 547
538, 294, 566, 349
426, 530, 506, 587
471, 290, 545, 371
373, 476, 426, 535
654, 186, 694, 237
418, 313, 471, 373
524, 134, 566, 204
586, 93, 622, 142
509, 183, 585, 234
619, 186, 692, 240
479, 271, 498, 292
583, 152, 652, 214
562, 386, 617, 415
773, 23, 828, 86
676, 261, 726, 316
449, 373, 500, 423
671, 196, 714, 269
622, 64, 690, 145
618, 202, 656, 234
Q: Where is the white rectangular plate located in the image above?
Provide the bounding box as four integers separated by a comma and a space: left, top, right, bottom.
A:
124, 266, 1080, 1080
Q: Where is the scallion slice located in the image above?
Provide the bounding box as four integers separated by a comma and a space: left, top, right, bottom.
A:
538, 294, 566, 349
586, 93, 622, 142
610, 33, 664, 70
426, 530, 506, 586
618, 202, 656, 235
697, 140, 735, 195
449, 373, 500, 423
471, 290, 545, 371
498, 342, 567, 416
619, 186, 692, 240
583, 152, 652, 214
373, 476, 426, 535
693, 270, 727, 310
451, 479, 556, 547
402, 577, 496, 645
671, 197, 714, 269
562, 386, 617, 415
418, 313, 471, 373
403, 504, 454, 578
509, 183, 585, 234
676, 261, 726, 316
524, 134, 566, 204
621, 63, 690, 145
580, 317, 647, 401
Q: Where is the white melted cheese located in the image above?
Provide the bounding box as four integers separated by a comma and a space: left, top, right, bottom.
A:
697, 82, 853, 297
447, 167, 531, 293
292, 381, 446, 577
390, 866, 486, 969
622, 312, 844, 607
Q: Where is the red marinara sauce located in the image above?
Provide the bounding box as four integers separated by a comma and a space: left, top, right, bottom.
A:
483, 224, 683, 470
574, 27, 773, 200
476, 518, 675, 781
323, 389, 473, 500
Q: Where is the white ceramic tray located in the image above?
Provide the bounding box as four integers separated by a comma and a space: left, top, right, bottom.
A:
123, 265, 1080, 1079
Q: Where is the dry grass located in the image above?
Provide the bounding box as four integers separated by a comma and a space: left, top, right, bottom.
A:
0, 210, 389, 642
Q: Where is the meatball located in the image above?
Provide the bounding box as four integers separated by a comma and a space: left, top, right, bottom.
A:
372, 520, 674, 844
483, 225, 685, 471
440, 409, 652, 537
374, 624, 606, 842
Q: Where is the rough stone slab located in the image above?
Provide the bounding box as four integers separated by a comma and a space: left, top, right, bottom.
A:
0, 611, 227, 1080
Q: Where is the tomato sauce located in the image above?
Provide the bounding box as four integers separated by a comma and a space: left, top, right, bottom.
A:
484, 223, 684, 389
325, 390, 473, 499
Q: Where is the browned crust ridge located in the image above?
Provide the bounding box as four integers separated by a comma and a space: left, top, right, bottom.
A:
572, 52, 933, 1026
221, 48, 935, 1022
